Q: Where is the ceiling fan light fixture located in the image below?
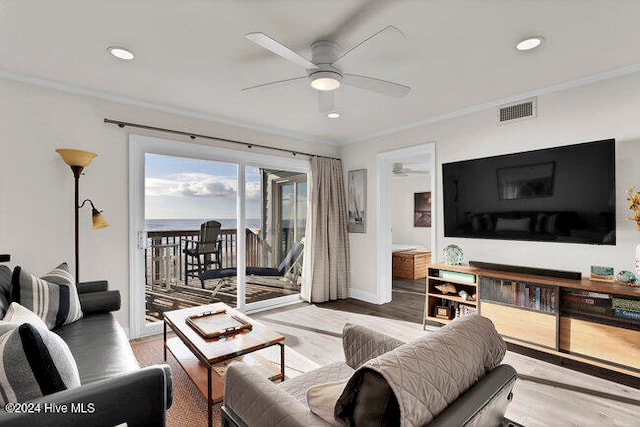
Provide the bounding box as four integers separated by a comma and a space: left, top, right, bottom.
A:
327, 112, 341, 119
310, 71, 342, 91
516, 36, 544, 51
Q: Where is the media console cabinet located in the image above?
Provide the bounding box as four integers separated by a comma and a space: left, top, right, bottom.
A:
424, 262, 640, 377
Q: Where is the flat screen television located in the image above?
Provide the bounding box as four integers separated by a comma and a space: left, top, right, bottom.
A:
442, 139, 616, 245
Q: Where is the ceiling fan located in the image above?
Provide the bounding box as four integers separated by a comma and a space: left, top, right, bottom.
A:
392, 162, 429, 176
242, 26, 411, 113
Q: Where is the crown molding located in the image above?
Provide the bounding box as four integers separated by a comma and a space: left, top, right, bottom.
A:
0, 68, 339, 146
3, 63, 640, 148
343, 62, 640, 145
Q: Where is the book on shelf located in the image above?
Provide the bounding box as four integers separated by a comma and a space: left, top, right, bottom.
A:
563, 294, 612, 307
613, 309, 640, 321
438, 270, 476, 284
612, 298, 640, 312
562, 300, 613, 316
456, 303, 477, 319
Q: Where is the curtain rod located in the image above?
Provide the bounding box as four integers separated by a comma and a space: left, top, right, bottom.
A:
103, 118, 340, 160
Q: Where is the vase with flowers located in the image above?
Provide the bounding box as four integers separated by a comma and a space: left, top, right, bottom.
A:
625, 185, 640, 281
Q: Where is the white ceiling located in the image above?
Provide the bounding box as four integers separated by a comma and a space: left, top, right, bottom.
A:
2, 0, 640, 145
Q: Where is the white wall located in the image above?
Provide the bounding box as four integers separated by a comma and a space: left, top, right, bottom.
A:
391, 175, 431, 248
340, 72, 640, 297
0, 79, 338, 331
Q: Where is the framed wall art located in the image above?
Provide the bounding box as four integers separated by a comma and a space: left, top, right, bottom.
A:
414, 191, 431, 227
348, 169, 366, 233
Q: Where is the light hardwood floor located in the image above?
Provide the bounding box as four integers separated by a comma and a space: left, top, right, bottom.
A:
252, 289, 640, 427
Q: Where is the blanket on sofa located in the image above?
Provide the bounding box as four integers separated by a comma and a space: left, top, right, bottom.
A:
336, 315, 507, 427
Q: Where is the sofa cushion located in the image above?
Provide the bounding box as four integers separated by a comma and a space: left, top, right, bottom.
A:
0, 266, 11, 318
2, 302, 48, 330
0, 323, 80, 405
12, 263, 83, 329
54, 313, 139, 384
306, 380, 347, 426
278, 361, 354, 404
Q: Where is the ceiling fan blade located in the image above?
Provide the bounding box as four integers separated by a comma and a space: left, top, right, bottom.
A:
318, 91, 335, 113
333, 25, 406, 67
343, 74, 411, 98
246, 32, 318, 70
241, 76, 307, 92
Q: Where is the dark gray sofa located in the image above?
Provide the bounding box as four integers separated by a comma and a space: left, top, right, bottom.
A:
0, 278, 173, 427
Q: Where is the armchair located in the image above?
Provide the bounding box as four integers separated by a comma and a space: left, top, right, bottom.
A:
222, 316, 517, 426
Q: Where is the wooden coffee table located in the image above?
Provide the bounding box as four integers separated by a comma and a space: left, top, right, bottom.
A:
163, 302, 285, 427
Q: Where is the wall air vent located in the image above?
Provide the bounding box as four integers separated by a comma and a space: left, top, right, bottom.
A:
498, 97, 537, 125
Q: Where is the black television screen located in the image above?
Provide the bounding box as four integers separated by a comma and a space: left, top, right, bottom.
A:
442, 139, 616, 245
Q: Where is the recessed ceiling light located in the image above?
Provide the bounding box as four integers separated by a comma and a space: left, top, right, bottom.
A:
327, 112, 341, 119
107, 46, 134, 60
516, 37, 544, 51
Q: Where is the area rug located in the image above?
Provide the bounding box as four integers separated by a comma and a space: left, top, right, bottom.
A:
131, 335, 320, 427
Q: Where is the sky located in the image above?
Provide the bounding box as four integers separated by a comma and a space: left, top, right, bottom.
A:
145, 153, 261, 219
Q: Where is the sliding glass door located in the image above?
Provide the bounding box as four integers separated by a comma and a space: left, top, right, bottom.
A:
129, 135, 309, 338
143, 153, 239, 325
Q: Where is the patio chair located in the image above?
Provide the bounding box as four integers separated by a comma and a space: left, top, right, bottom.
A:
183, 220, 223, 287
200, 240, 304, 290
246, 240, 304, 285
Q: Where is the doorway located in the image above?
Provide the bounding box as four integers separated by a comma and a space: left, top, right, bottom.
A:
376, 143, 436, 304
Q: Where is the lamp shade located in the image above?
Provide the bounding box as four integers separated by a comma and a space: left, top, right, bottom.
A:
56, 149, 97, 167
91, 209, 109, 230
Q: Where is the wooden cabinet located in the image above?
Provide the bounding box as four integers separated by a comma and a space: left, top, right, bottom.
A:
392, 250, 431, 280
481, 302, 557, 349
425, 262, 640, 377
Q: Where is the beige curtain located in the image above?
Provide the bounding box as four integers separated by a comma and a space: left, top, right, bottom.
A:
301, 157, 350, 302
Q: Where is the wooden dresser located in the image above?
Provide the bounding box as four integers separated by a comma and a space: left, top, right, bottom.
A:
392, 249, 431, 280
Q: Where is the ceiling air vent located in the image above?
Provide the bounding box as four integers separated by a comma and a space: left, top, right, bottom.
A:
498, 97, 537, 125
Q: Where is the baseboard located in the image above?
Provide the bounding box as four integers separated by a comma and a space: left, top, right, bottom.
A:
348, 288, 378, 304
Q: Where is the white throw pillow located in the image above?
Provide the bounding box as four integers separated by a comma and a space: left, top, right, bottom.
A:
2, 302, 48, 330
306, 380, 348, 426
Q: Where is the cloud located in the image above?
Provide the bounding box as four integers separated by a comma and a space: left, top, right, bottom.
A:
146, 173, 260, 201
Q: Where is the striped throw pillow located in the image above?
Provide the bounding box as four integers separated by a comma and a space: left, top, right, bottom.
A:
0, 266, 11, 319
0, 322, 80, 404
12, 263, 83, 330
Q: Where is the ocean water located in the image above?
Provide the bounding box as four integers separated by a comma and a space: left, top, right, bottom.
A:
145, 218, 261, 231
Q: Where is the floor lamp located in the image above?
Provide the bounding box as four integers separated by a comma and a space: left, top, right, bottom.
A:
56, 149, 108, 282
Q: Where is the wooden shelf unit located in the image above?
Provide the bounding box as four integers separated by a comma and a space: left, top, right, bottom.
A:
424, 262, 640, 377
424, 265, 478, 325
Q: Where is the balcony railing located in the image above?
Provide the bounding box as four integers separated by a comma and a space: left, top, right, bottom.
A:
145, 228, 262, 286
